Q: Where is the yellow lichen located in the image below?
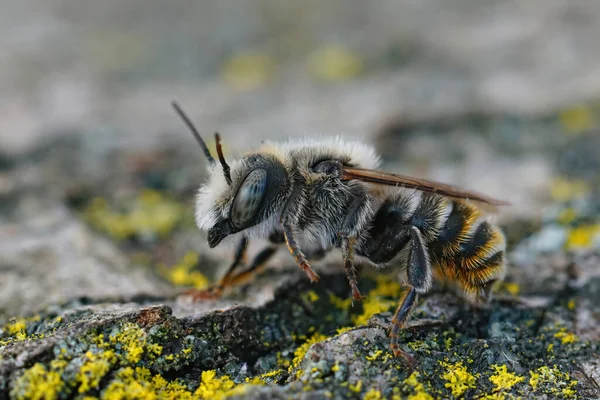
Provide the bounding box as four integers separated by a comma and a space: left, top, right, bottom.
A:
329, 293, 352, 311
6, 319, 27, 335
2, 316, 45, 343
565, 224, 600, 250
554, 329, 578, 345
335, 326, 354, 336
102, 366, 194, 400
440, 361, 477, 397
9, 321, 210, 400
559, 105, 595, 134
84, 190, 184, 240
332, 362, 341, 372
147, 343, 163, 358
11, 363, 64, 400
258, 369, 284, 381
349, 380, 363, 393
550, 177, 590, 202
363, 388, 382, 400
372, 274, 403, 297
488, 364, 524, 393
103, 367, 260, 400
408, 340, 432, 354
195, 370, 235, 399
109, 323, 147, 363
353, 296, 396, 326
353, 274, 403, 326
78, 350, 116, 393
501, 282, 520, 296
289, 333, 328, 378
162, 251, 209, 290
567, 299, 576, 310
366, 350, 383, 362
404, 372, 434, 400
529, 366, 578, 398
304, 290, 320, 303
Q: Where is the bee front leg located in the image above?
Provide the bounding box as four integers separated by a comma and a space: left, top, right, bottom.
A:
390, 226, 431, 365
341, 236, 362, 302
218, 245, 278, 288
282, 224, 320, 283
339, 192, 371, 302
184, 237, 249, 300
280, 185, 320, 282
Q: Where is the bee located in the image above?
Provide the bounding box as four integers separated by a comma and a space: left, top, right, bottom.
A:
172, 102, 509, 363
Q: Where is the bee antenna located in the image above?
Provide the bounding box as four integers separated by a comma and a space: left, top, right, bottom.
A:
215, 133, 232, 185
171, 101, 216, 165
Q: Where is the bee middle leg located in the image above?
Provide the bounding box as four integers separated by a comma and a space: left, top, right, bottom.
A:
390, 226, 431, 364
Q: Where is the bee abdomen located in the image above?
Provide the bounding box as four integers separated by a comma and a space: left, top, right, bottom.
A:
429, 201, 506, 301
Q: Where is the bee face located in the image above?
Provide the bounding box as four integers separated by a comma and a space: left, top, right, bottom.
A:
196, 153, 290, 247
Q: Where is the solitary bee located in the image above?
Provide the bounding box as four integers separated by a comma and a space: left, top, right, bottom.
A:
172, 102, 509, 362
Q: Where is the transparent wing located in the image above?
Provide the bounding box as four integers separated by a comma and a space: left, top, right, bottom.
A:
341, 167, 510, 208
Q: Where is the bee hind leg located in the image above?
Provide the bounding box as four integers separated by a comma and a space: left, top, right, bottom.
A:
390, 226, 431, 365
390, 287, 418, 365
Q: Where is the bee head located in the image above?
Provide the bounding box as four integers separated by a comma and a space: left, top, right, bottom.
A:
172, 102, 289, 247
196, 152, 289, 247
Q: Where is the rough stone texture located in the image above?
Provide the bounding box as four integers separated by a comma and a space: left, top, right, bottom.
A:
1, 253, 599, 398
0, 207, 174, 320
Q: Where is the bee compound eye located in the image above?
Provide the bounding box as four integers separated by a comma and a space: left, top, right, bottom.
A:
231, 169, 268, 229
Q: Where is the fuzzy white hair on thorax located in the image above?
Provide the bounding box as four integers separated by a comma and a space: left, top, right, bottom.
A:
261, 136, 381, 170
195, 135, 381, 234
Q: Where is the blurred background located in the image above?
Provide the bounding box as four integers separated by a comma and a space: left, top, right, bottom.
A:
1, 0, 599, 319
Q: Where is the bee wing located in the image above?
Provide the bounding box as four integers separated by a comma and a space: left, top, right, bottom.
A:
340, 167, 511, 209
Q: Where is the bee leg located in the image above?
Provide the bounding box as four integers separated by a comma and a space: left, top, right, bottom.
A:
217, 246, 279, 288
184, 237, 248, 300
339, 193, 371, 302
406, 226, 432, 292
186, 243, 280, 300
390, 226, 431, 364
341, 236, 362, 302
282, 224, 320, 283
390, 287, 418, 365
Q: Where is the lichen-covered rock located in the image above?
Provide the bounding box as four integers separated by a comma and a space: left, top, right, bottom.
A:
1, 247, 598, 399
